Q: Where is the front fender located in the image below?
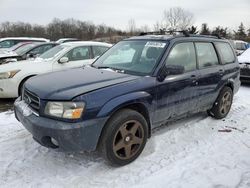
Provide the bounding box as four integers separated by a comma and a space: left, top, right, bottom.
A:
97, 91, 153, 118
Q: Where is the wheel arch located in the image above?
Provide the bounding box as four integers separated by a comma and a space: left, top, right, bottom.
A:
97, 92, 153, 144
18, 75, 36, 95
224, 80, 234, 92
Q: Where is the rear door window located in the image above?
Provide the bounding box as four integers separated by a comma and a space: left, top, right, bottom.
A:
215, 42, 235, 64
195, 43, 219, 69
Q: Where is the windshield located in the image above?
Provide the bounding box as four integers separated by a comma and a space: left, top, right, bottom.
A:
15, 43, 36, 55
39, 45, 66, 59
236, 42, 247, 51
9, 42, 31, 51
93, 40, 167, 75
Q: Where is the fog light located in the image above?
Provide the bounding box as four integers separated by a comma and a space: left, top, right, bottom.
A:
51, 138, 59, 147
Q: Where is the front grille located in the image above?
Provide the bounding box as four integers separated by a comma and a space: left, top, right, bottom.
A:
240, 68, 250, 76
23, 89, 40, 113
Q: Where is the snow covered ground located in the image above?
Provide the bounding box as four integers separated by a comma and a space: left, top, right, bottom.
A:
0, 86, 250, 188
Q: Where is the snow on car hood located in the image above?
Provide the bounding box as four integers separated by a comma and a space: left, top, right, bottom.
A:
238, 48, 250, 63
25, 66, 140, 100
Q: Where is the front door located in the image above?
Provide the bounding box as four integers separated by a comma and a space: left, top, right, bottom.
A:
153, 42, 199, 125
53, 46, 93, 71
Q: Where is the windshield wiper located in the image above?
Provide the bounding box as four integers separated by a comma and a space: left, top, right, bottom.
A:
96, 66, 110, 69
96, 66, 125, 73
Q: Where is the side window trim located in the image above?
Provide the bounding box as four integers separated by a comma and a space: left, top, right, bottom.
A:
90, 46, 95, 59
212, 42, 223, 65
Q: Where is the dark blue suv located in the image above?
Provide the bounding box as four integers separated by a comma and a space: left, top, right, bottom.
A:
14, 33, 240, 166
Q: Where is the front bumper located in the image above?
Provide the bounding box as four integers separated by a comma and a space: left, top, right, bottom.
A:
240, 67, 250, 82
0, 79, 19, 98
14, 98, 109, 152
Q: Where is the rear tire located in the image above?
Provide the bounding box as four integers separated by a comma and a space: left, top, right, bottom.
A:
209, 86, 233, 119
99, 109, 148, 166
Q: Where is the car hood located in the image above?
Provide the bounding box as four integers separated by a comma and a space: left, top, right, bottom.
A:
238, 54, 250, 63
25, 66, 140, 100
0, 50, 17, 58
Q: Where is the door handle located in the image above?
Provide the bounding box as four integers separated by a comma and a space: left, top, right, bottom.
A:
219, 69, 224, 75
191, 75, 198, 85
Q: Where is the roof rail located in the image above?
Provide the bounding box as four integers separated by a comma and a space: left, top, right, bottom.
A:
139, 29, 190, 37
188, 34, 223, 39
139, 29, 223, 39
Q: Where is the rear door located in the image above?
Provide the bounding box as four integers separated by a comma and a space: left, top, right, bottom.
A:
215, 42, 240, 92
154, 42, 199, 124
195, 42, 224, 109
53, 46, 93, 71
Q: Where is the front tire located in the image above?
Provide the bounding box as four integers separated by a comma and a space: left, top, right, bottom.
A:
100, 109, 148, 166
209, 86, 233, 119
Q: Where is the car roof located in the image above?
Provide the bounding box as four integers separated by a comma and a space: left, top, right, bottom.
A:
61, 41, 112, 47
233, 40, 248, 44
33, 42, 58, 46
56, 38, 78, 42
126, 34, 228, 43
0, 37, 50, 42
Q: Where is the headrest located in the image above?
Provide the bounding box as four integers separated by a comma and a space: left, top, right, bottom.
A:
146, 47, 159, 59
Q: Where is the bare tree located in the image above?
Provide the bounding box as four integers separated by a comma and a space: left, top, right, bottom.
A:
127, 19, 136, 35
163, 7, 194, 30
154, 21, 162, 31
200, 23, 210, 35
140, 24, 150, 32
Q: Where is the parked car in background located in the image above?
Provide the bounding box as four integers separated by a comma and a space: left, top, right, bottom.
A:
0, 37, 50, 48
238, 48, 250, 82
14, 34, 240, 166
0, 41, 111, 98
56, 38, 80, 43
247, 43, 250, 49
0, 42, 34, 54
0, 42, 58, 65
230, 40, 248, 56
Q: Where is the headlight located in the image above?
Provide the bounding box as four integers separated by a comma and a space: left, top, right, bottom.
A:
45, 102, 85, 119
0, 70, 20, 79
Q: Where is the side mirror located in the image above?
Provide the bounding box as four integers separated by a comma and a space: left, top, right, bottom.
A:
157, 64, 185, 82
58, 57, 69, 64
27, 53, 36, 58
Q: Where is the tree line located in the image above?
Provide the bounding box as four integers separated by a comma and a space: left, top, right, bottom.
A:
0, 7, 250, 42
0, 18, 127, 43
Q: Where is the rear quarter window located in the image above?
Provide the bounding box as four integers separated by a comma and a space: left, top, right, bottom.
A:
215, 42, 235, 64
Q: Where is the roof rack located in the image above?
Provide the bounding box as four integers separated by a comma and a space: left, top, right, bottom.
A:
139, 29, 223, 39
139, 29, 190, 37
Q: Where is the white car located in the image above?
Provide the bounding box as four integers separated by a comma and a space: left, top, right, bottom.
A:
0, 41, 112, 98
230, 40, 248, 56
238, 48, 250, 82
0, 37, 50, 48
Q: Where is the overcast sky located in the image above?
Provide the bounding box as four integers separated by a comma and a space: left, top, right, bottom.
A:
0, 0, 249, 31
